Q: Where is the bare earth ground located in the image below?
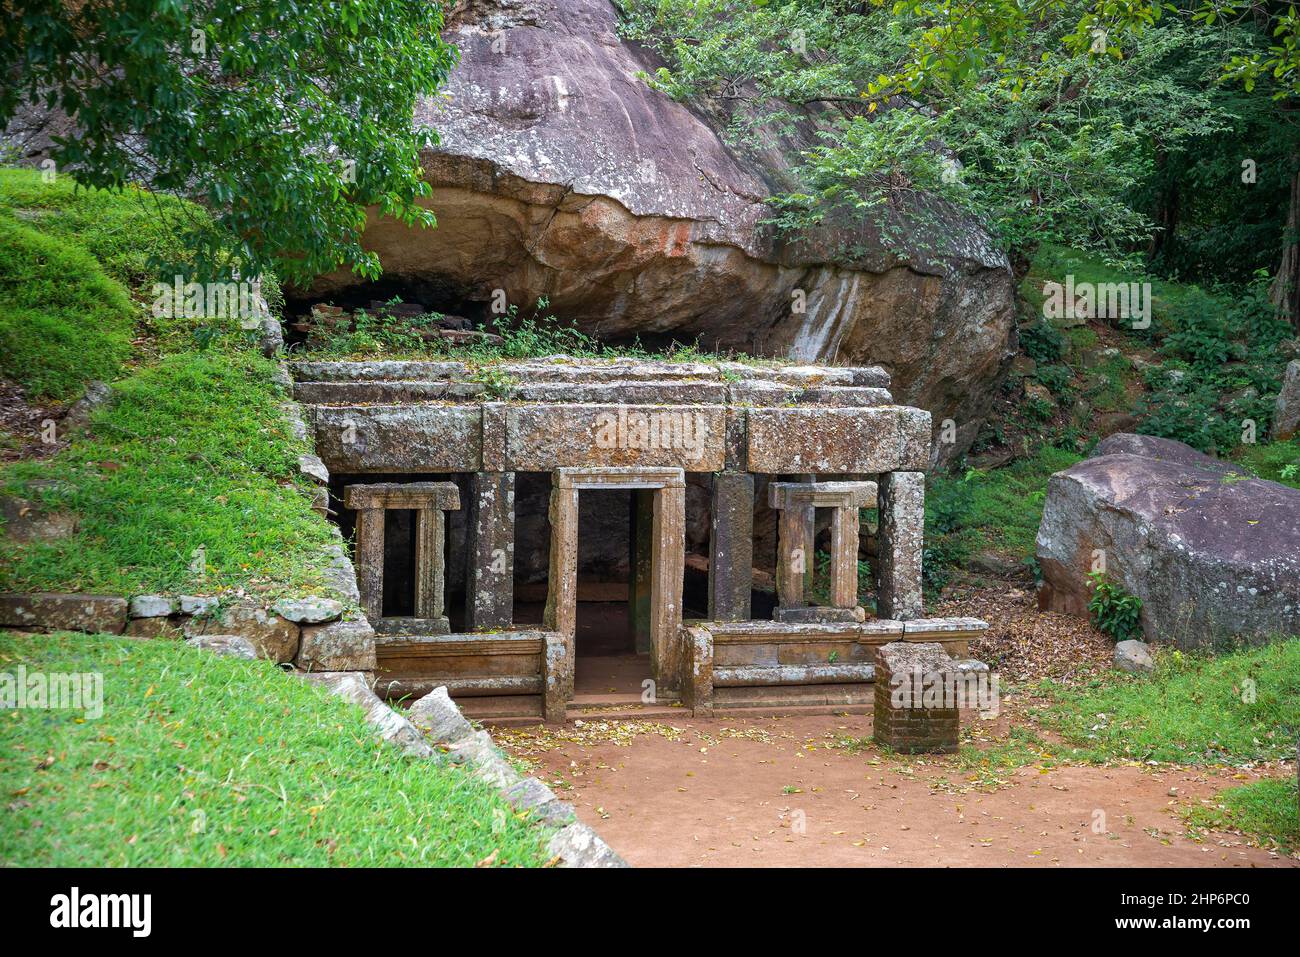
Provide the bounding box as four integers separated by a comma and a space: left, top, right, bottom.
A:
494, 587, 1296, 868
497, 711, 1294, 868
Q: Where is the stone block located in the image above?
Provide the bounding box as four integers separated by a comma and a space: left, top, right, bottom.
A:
129, 595, 176, 618
505, 404, 726, 471
746, 407, 904, 473
309, 405, 482, 472
272, 596, 344, 624
200, 602, 300, 663
0, 593, 127, 634
405, 686, 475, 743
297, 618, 376, 671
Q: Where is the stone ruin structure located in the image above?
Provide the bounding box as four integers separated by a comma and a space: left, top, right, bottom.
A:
290, 357, 988, 723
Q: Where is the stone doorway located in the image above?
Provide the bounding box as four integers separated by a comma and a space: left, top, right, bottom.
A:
544, 467, 686, 702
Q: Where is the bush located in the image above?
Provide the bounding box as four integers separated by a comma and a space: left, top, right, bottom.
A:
1087, 571, 1143, 642
1020, 319, 1065, 364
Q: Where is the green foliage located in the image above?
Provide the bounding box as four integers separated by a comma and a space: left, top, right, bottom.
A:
0, 1, 457, 285
1135, 282, 1290, 452
1021, 320, 1066, 365
0, 632, 553, 866
0, 168, 337, 598
924, 445, 1082, 593
1087, 571, 1144, 642
922, 470, 977, 593
620, 1, 1274, 262
1232, 438, 1300, 489
1035, 638, 1300, 763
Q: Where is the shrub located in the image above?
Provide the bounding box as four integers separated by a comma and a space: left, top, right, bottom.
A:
1020, 319, 1065, 364
1087, 571, 1143, 642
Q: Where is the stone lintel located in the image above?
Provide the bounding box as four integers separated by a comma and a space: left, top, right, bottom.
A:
310, 405, 482, 473
747, 407, 906, 473
343, 482, 461, 511
768, 480, 877, 510
507, 405, 726, 472
554, 466, 686, 490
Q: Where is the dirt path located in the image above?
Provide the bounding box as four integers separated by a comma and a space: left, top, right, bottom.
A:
496, 712, 1295, 868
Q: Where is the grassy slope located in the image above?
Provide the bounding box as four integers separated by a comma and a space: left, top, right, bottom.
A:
0, 168, 333, 598
0, 632, 553, 866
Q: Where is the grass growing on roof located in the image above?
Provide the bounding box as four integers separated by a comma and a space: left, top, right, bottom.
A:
1031, 639, 1300, 764
0, 632, 554, 867
0, 351, 335, 597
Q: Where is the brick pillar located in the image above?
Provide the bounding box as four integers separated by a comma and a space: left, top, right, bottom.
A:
877, 471, 925, 619
466, 471, 515, 631
873, 641, 959, 754
629, 489, 654, 654
708, 471, 754, 621
354, 507, 385, 621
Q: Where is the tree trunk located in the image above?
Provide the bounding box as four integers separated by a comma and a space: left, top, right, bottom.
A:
1271, 157, 1300, 330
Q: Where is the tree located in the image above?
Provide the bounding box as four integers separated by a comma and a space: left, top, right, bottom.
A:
623, 0, 1300, 320
0, 0, 458, 285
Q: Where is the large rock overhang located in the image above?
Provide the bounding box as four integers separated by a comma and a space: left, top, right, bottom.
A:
291, 358, 930, 475
301, 0, 1015, 467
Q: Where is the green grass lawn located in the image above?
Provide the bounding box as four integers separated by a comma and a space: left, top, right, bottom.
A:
0, 632, 554, 866
0, 351, 337, 597
0, 166, 336, 599
1033, 639, 1300, 765
1185, 777, 1300, 853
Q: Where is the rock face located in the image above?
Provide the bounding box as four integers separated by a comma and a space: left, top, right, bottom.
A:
1037, 434, 1300, 648
1274, 359, 1300, 440
308, 0, 1016, 464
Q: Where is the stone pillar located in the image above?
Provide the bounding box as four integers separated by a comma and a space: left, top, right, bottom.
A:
628, 489, 655, 654
354, 507, 386, 621
542, 632, 572, 724
708, 471, 754, 621
877, 471, 925, 620
543, 484, 580, 641
829, 505, 860, 608
873, 641, 959, 754
466, 471, 515, 630
413, 507, 446, 624
650, 484, 686, 688
681, 625, 714, 717
776, 502, 812, 609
